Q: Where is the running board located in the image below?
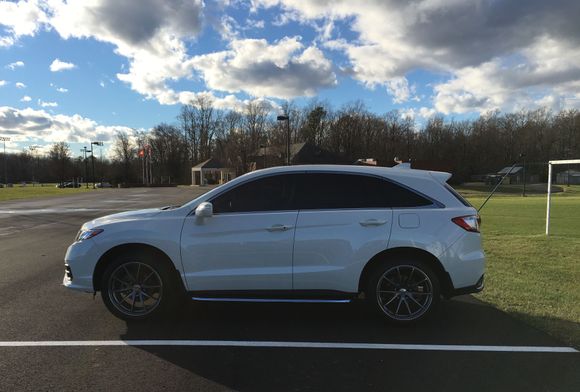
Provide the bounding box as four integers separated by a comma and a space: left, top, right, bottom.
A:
191, 297, 351, 304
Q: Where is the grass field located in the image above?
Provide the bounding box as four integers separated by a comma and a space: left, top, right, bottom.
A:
0, 184, 95, 202
459, 184, 580, 347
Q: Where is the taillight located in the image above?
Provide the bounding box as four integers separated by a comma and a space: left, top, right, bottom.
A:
452, 215, 480, 233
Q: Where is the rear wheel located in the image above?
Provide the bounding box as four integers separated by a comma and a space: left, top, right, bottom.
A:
101, 252, 180, 321
367, 259, 440, 324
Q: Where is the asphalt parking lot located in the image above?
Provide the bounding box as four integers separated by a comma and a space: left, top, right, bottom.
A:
0, 187, 578, 391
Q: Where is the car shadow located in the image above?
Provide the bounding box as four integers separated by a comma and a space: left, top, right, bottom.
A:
118, 296, 578, 391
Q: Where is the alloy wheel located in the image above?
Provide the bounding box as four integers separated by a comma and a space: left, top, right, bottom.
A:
107, 262, 163, 317
376, 265, 433, 321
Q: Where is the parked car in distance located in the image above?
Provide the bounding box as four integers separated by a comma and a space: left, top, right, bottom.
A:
56, 182, 81, 188
96, 182, 112, 188
64, 165, 485, 324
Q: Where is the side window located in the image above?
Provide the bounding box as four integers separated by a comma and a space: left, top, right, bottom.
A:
295, 173, 432, 209
211, 174, 297, 213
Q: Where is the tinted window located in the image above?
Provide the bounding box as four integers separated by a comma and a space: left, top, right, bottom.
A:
211, 174, 297, 213
295, 173, 432, 209
444, 183, 472, 207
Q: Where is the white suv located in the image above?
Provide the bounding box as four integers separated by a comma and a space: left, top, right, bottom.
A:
64, 165, 485, 324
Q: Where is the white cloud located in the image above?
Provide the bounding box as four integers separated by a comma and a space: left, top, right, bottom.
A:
6, 61, 25, 70
38, 100, 58, 108
255, 0, 580, 113
49, 0, 204, 104
433, 37, 580, 114
0, 106, 133, 145
0, 80, 6, 87
188, 37, 336, 98
15, 82, 26, 89
49, 58, 77, 72
401, 106, 437, 120
56, 87, 68, 93
0, 0, 48, 47
20, 96, 31, 102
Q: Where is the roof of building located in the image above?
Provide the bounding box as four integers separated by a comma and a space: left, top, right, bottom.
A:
498, 166, 523, 174
192, 158, 228, 169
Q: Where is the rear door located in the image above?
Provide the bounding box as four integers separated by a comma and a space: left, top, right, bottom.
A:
292, 173, 395, 292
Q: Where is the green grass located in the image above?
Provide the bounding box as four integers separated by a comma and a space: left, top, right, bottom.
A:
0, 184, 95, 202
459, 185, 580, 347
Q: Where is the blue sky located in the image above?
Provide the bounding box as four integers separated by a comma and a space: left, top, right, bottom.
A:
1, 0, 579, 156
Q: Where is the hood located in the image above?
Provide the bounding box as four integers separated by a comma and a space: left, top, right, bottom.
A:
83, 208, 163, 229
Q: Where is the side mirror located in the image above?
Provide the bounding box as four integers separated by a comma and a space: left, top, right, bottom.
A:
195, 202, 213, 218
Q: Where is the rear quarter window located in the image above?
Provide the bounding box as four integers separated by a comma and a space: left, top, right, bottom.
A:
444, 183, 472, 207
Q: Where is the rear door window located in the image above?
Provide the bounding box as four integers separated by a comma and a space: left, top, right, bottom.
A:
294, 173, 432, 210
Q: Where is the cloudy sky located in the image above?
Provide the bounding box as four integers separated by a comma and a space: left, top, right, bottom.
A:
1, 0, 580, 155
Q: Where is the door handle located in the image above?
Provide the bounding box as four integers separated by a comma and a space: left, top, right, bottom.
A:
359, 219, 387, 227
267, 224, 293, 232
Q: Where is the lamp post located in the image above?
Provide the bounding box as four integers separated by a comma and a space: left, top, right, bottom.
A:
0, 136, 10, 186
259, 144, 267, 169
80, 146, 91, 189
90, 141, 103, 188
28, 145, 40, 186
521, 153, 527, 197
277, 115, 290, 165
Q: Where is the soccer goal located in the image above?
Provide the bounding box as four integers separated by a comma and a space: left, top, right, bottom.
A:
546, 159, 580, 235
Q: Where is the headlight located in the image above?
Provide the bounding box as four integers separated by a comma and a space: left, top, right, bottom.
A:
76, 228, 104, 241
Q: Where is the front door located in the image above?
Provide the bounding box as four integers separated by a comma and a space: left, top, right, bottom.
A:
180, 174, 299, 291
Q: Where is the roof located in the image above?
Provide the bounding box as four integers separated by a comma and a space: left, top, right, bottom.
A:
498, 166, 523, 174
235, 164, 450, 183
192, 158, 227, 169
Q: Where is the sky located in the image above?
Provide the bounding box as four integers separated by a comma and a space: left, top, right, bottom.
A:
1, 0, 580, 157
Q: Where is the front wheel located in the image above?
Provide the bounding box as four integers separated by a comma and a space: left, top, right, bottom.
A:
367, 259, 440, 324
101, 253, 179, 321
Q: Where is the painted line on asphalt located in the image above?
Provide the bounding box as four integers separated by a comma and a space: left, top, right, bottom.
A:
0, 340, 576, 353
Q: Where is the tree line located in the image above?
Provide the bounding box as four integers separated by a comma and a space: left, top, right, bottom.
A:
1, 97, 579, 185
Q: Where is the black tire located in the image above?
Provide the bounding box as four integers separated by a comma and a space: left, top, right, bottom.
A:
100, 251, 181, 322
367, 258, 440, 325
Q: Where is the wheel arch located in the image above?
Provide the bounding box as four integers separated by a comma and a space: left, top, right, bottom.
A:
92, 243, 185, 293
358, 247, 453, 297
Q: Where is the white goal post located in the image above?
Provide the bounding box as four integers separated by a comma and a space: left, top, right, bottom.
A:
546, 159, 580, 235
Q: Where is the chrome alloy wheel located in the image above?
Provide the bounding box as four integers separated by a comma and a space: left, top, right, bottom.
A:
108, 262, 163, 317
376, 265, 433, 321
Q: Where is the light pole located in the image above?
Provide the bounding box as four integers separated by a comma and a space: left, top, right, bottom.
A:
28, 145, 40, 186
259, 144, 267, 168
80, 146, 91, 188
521, 153, 527, 197
277, 115, 290, 165
0, 136, 10, 186
91, 141, 103, 188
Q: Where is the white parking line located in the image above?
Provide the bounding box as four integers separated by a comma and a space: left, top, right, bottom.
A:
0, 340, 576, 353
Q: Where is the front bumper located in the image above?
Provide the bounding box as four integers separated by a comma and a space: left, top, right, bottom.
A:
63, 239, 100, 293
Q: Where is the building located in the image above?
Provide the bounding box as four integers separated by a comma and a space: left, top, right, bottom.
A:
486, 166, 524, 185
191, 158, 236, 186
556, 169, 580, 185
250, 142, 347, 169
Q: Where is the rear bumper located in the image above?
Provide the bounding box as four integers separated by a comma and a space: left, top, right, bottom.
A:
449, 274, 484, 297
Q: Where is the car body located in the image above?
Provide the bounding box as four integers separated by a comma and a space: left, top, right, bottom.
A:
64, 164, 485, 323
96, 182, 112, 188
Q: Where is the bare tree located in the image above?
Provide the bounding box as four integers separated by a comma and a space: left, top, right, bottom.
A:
112, 131, 135, 183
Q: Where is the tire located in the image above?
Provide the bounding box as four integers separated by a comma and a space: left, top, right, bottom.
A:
367, 258, 440, 325
100, 251, 181, 322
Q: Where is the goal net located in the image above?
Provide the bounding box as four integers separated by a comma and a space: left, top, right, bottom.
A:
546, 159, 580, 235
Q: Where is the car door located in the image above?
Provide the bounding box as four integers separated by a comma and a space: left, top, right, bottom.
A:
292, 173, 395, 293
180, 173, 299, 291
